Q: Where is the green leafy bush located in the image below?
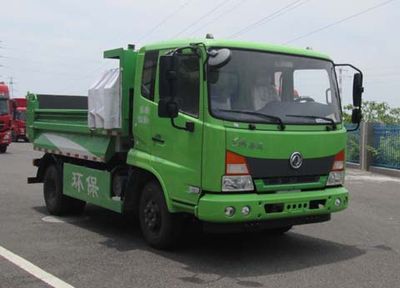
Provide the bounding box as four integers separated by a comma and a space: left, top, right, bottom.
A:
344, 101, 400, 168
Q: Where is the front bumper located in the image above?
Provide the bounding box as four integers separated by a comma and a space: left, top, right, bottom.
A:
17, 129, 26, 137
196, 186, 348, 223
0, 130, 11, 145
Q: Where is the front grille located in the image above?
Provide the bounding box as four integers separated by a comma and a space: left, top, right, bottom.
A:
262, 175, 320, 186
0, 121, 5, 132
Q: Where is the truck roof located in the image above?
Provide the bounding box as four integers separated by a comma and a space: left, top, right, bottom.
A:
11, 98, 27, 107
140, 38, 331, 61
0, 82, 10, 99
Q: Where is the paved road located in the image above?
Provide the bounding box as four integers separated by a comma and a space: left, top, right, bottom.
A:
1, 143, 400, 288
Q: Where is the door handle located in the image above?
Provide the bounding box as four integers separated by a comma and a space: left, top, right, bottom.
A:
152, 135, 165, 144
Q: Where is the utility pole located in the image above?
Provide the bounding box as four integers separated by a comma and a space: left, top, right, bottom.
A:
338, 68, 343, 96
8, 77, 14, 98
0, 40, 4, 82
1, 41, 16, 97
0, 41, 2, 81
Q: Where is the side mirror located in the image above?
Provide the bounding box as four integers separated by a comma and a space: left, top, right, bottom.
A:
157, 49, 198, 132
352, 73, 363, 124
351, 108, 362, 124
159, 55, 177, 100
353, 73, 363, 108
158, 98, 179, 118
158, 54, 179, 119
208, 48, 231, 68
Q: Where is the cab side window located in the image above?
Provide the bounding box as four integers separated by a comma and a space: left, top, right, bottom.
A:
141, 51, 159, 101
175, 55, 200, 117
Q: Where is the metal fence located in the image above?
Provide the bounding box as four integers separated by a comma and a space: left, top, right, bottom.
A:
346, 124, 361, 164
371, 124, 400, 169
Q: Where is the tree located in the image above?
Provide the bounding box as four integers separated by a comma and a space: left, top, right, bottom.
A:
343, 101, 400, 124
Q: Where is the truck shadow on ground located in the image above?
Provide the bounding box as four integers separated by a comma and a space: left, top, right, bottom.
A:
34, 205, 366, 287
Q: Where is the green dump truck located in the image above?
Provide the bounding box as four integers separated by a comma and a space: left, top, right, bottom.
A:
27, 37, 364, 249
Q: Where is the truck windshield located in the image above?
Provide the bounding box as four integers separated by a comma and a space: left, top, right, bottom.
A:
0, 99, 9, 115
208, 49, 341, 125
15, 110, 26, 121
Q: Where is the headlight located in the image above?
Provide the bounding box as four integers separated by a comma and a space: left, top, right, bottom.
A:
222, 175, 254, 192
327, 171, 345, 186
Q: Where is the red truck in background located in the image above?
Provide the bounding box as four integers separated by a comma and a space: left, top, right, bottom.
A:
10, 98, 28, 142
0, 82, 12, 153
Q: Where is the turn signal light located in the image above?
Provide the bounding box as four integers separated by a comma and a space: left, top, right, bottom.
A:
331, 150, 345, 171
225, 151, 249, 175
223, 151, 254, 192
327, 150, 345, 186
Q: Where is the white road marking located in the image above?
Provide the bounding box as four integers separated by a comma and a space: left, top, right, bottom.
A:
0, 245, 74, 288
41, 215, 89, 223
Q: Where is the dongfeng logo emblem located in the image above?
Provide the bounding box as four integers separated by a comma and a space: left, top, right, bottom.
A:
290, 152, 303, 169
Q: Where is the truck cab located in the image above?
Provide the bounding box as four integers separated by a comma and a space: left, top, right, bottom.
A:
27, 39, 363, 249
133, 39, 362, 221
0, 82, 11, 153
11, 98, 28, 142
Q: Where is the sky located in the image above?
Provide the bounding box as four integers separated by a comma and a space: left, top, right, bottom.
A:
1, 0, 399, 107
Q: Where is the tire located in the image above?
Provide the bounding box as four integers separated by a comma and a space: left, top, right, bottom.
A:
0, 145, 7, 153
43, 164, 86, 215
139, 181, 183, 249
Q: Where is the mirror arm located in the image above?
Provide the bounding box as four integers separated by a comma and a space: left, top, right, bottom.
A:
190, 42, 209, 82
170, 118, 195, 132
169, 44, 203, 57
335, 63, 363, 78
335, 63, 365, 100
346, 122, 360, 132
203, 55, 209, 82
168, 43, 208, 81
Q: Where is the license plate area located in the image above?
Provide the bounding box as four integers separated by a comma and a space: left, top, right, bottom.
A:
264, 199, 327, 214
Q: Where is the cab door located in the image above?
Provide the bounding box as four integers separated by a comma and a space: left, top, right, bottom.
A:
151, 52, 204, 207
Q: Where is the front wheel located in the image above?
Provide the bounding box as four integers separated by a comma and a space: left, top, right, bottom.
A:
0, 145, 7, 153
139, 182, 182, 249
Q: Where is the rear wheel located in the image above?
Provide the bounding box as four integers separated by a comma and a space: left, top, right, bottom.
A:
139, 181, 182, 249
43, 164, 86, 215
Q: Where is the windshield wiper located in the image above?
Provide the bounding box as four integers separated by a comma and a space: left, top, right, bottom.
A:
286, 114, 337, 130
218, 109, 285, 130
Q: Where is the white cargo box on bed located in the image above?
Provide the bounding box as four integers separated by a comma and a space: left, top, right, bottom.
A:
88, 68, 121, 130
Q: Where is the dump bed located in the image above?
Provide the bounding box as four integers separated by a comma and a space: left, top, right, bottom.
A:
27, 93, 115, 162
27, 47, 137, 163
